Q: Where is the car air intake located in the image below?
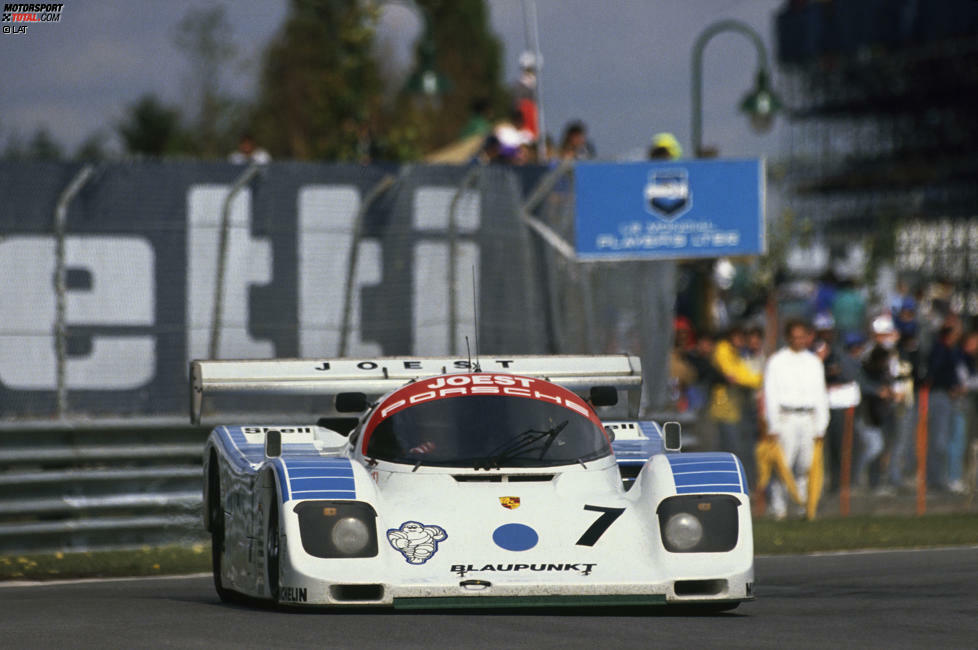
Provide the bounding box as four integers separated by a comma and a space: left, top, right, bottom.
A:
329, 584, 384, 602
674, 579, 727, 597
452, 474, 555, 482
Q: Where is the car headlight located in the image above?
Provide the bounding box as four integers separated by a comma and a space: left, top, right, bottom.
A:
664, 512, 703, 551
294, 501, 379, 559
331, 517, 371, 555
657, 495, 740, 553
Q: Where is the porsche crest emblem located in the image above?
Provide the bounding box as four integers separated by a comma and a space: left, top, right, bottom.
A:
499, 496, 521, 510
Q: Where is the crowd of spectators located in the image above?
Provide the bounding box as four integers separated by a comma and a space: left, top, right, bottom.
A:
670, 278, 978, 518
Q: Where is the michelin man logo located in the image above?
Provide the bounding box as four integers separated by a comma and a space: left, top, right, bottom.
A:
387, 521, 447, 565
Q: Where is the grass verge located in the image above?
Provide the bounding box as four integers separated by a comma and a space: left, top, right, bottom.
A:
753, 513, 978, 555
1, 514, 977, 581
0, 542, 211, 582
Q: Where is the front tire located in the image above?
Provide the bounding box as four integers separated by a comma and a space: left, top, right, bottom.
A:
208, 458, 233, 603
265, 495, 281, 602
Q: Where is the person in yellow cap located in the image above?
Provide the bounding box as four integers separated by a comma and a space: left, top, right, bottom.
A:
763, 318, 830, 520
648, 132, 682, 160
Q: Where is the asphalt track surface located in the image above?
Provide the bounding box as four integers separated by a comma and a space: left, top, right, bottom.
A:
2, 547, 976, 649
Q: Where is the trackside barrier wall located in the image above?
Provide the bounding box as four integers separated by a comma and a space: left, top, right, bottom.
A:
0, 160, 674, 553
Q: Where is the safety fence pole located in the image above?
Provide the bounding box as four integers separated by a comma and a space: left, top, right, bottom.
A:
209, 163, 262, 360
915, 387, 930, 516
53, 164, 95, 418
520, 160, 576, 261
840, 405, 855, 517
520, 161, 579, 355
338, 174, 397, 356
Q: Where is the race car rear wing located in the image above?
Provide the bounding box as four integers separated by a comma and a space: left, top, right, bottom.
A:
190, 355, 642, 424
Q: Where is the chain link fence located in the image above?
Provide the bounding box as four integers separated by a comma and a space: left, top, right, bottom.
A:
0, 159, 674, 553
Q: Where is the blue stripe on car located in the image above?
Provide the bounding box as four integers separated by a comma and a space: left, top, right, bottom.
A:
214, 426, 259, 470
213, 428, 355, 502
271, 458, 291, 502
282, 458, 356, 502
667, 452, 746, 494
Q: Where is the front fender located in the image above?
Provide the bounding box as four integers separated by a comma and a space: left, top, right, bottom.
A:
627, 452, 753, 561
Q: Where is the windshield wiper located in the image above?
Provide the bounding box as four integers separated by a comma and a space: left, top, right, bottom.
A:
474, 420, 568, 470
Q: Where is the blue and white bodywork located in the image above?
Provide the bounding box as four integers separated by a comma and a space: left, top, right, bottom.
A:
195, 355, 754, 610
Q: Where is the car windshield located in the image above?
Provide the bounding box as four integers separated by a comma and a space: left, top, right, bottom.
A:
365, 394, 611, 468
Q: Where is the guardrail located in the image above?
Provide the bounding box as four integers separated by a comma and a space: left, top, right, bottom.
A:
0, 424, 209, 554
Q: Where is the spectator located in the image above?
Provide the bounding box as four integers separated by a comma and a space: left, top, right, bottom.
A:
859, 314, 904, 492
949, 330, 978, 493
813, 271, 838, 317
893, 296, 919, 340
708, 324, 763, 487
492, 108, 535, 162
741, 324, 767, 485
512, 51, 540, 144
925, 323, 964, 491
648, 132, 682, 160
674, 315, 696, 351
763, 319, 830, 519
558, 120, 595, 160
829, 332, 866, 491
857, 343, 894, 490
459, 97, 493, 139
476, 134, 509, 166
832, 278, 866, 338
228, 133, 271, 165
814, 312, 851, 493
682, 330, 724, 415
668, 323, 698, 412
888, 308, 922, 490
889, 279, 914, 323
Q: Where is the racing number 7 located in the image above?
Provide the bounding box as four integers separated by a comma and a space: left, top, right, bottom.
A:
576, 505, 625, 546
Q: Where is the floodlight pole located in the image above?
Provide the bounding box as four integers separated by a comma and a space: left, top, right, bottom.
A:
691, 19, 772, 157
522, 0, 547, 160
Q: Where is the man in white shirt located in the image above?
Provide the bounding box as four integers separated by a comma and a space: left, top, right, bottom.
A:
763, 319, 830, 519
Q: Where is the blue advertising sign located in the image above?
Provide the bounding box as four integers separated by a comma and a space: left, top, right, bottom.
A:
574, 159, 765, 260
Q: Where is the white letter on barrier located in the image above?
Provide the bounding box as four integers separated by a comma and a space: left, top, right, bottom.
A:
297, 186, 382, 357
186, 185, 273, 360
0, 236, 156, 389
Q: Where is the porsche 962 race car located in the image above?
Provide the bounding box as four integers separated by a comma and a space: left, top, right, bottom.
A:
192, 355, 754, 610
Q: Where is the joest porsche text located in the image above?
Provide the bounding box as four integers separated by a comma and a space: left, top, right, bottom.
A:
377, 373, 592, 419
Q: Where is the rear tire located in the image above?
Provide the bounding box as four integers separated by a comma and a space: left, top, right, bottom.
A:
208, 459, 233, 603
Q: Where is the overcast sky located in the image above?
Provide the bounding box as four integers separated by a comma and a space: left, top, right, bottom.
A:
0, 0, 787, 160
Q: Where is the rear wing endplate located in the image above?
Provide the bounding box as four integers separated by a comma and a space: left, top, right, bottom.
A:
190, 355, 642, 424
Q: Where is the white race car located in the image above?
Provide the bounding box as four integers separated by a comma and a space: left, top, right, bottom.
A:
192, 355, 753, 610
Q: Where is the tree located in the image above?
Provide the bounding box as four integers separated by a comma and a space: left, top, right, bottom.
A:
172, 5, 239, 158
26, 128, 63, 160
250, 0, 509, 161
117, 94, 188, 157
75, 131, 110, 162
407, 0, 509, 149
252, 0, 383, 160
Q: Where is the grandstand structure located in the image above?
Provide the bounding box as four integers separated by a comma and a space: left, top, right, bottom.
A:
775, 0, 978, 315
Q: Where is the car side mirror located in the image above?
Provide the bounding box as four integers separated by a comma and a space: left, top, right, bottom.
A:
589, 386, 618, 407
335, 392, 369, 413
265, 429, 282, 458
663, 421, 682, 451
